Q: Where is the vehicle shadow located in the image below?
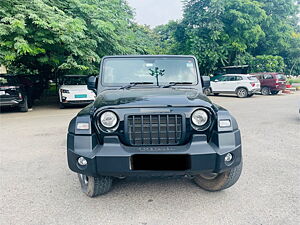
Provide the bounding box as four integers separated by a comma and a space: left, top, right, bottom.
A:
111, 176, 204, 193
208, 93, 264, 99
0, 94, 89, 114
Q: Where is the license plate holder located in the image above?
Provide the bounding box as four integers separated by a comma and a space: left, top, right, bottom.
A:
131, 154, 191, 171
75, 94, 87, 98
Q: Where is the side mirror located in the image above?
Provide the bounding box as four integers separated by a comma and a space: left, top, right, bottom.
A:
87, 76, 98, 93
201, 76, 211, 88
214, 79, 219, 82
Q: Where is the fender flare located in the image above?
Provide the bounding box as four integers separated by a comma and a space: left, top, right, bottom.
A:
235, 86, 249, 93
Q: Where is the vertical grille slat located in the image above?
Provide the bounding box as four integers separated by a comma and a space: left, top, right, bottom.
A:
141, 115, 144, 145
175, 115, 177, 143
166, 115, 169, 144
158, 115, 161, 144
149, 115, 152, 145
128, 114, 183, 146
132, 116, 135, 145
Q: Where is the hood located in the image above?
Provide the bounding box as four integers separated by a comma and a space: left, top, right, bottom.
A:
60, 85, 89, 91
93, 88, 213, 109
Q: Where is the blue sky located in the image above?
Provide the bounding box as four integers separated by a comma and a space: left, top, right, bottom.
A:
127, 0, 183, 27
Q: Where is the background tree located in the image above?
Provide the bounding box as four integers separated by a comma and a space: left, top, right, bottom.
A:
0, 0, 156, 79
129, 23, 163, 55
156, 0, 300, 75
250, 55, 285, 72
0, 0, 299, 80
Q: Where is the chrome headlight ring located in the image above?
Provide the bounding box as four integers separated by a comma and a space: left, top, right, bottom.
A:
97, 110, 119, 133
191, 108, 212, 131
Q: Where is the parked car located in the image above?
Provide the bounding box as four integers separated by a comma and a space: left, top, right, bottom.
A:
66, 55, 243, 197
251, 72, 286, 95
58, 75, 96, 109
210, 74, 261, 98
18, 74, 48, 101
0, 75, 30, 112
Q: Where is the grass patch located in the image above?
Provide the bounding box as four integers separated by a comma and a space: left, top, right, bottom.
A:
287, 78, 300, 84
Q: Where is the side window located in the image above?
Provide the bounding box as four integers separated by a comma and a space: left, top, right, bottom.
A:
236, 76, 243, 81
218, 76, 228, 81
264, 74, 273, 79
227, 76, 236, 81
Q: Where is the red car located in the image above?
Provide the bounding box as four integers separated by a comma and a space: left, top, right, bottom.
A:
252, 72, 286, 95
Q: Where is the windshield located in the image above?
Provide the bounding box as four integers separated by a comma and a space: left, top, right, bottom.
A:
276, 74, 286, 80
63, 76, 87, 85
0, 76, 18, 86
101, 57, 198, 86
248, 76, 259, 81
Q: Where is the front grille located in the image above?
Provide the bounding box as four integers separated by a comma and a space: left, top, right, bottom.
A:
127, 114, 183, 146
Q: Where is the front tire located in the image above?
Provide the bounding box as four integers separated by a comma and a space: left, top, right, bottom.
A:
193, 162, 243, 192
78, 174, 113, 197
236, 88, 248, 98
19, 96, 28, 112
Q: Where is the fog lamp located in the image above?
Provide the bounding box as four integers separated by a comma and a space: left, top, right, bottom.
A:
224, 153, 233, 162
78, 157, 87, 166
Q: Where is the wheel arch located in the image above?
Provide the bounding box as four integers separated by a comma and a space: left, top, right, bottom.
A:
235, 86, 249, 93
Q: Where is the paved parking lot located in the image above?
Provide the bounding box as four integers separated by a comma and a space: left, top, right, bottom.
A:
0, 92, 299, 225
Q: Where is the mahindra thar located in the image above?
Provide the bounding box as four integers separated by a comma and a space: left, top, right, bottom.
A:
67, 55, 242, 197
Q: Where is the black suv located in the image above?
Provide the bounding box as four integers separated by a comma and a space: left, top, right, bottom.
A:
0, 75, 30, 112
67, 55, 242, 197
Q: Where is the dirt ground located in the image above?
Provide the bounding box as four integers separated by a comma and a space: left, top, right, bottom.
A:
0, 92, 299, 225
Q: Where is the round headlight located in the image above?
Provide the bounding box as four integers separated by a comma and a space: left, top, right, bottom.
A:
100, 111, 118, 128
191, 109, 208, 126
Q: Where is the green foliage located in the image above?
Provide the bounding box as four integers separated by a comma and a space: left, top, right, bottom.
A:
154, 21, 183, 54
249, 55, 285, 72
287, 78, 300, 83
129, 24, 163, 55
156, 0, 300, 75
1, 0, 299, 79
0, 0, 159, 78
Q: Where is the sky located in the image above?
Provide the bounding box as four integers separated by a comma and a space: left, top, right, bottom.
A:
127, 0, 183, 27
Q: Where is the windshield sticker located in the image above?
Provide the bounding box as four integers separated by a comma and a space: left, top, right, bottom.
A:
145, 63, 154, 67
186, 62, 194, 68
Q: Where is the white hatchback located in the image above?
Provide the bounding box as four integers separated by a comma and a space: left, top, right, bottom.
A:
210, 74, 261, 98
59, 75, 96, 108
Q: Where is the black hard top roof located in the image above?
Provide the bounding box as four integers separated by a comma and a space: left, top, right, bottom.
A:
102, 55, 197, 59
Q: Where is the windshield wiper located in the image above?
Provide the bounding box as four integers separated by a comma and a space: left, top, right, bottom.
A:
120, 82, 154, 90
163, 82, 193, 88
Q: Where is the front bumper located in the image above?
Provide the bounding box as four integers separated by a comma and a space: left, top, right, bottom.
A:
62, 100, 94, 105
0, 98, 22, 107
67, 131, 242, 177
249, 88, 260, 94
271, 86, 286, 91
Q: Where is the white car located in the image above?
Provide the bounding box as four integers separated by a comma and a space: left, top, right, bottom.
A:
59, 75, 96, 108
210, 74, 261, 98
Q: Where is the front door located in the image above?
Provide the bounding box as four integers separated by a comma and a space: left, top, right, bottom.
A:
211, 76, 229, 92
